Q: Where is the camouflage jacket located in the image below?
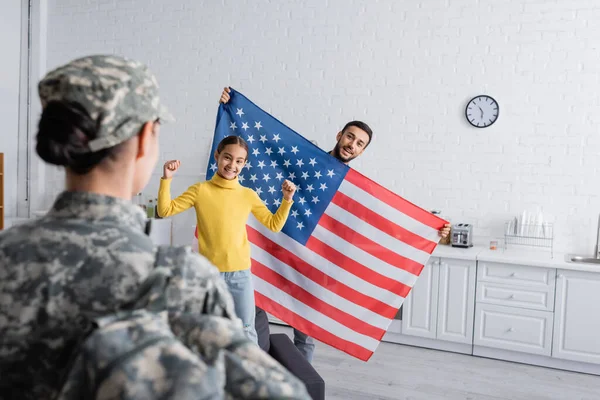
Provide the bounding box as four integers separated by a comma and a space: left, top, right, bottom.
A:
0, 191, 309, 400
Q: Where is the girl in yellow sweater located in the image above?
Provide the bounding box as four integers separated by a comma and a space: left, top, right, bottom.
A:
157, 135, 296, 344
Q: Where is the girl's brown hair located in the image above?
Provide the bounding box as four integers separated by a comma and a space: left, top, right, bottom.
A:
216, 135, 249, 160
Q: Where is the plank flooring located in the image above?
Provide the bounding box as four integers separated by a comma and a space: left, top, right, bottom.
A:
269, 325, 600, 400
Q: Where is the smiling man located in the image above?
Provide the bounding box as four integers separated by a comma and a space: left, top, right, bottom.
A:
329, 120, 372, 164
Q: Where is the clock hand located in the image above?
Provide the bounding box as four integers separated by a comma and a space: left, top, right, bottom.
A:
478, 106, 484, 118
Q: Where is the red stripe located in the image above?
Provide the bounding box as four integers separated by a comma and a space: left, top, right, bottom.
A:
306, 236, 411, 305
318, 214, 425, 276
255, 292, 375, 361
332, 191, 437, 254
344, 169, 446, 230
248, 227, 397, 318
252, 261, 386, 339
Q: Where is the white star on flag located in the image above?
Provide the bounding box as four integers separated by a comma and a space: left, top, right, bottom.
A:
327, 169, 335, 177
230, 122, 237, 130
242, 122, 249, 131
278, 147, 286, 155
254, 121, 262, 130
296, 159, 304, 167
314, 171, 322, 179
273, 134, 281, 143
309, 158, 317, 167
311, 196, 320, 204
259, 135, 267, 143
320, 183, 328, 191
236, 108, 244, 117
291, 146, 299, 154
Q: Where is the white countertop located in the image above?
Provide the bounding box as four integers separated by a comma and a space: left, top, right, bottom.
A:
432, 244, 482, 261
432, 243, 600, 273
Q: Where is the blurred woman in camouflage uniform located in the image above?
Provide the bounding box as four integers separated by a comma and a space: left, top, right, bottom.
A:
0, 55, 309, 400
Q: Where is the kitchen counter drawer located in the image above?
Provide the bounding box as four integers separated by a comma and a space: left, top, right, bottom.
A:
478, 262, 556, 289
476, 281, 554, 311
474, 303, 553, 356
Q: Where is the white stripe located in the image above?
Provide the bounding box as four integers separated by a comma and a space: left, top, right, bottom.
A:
254, 276, 381, 352
311, 225, 419, 290
338, 180, 440, 243
251, 245, 391, 330
324, 202, 431, 265
248, 217, 406, 308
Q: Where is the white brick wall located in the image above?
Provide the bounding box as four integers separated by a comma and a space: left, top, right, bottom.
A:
39, 0, 600, 253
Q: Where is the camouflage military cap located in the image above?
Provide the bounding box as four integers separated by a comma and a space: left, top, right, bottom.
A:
38, 54, 174, 152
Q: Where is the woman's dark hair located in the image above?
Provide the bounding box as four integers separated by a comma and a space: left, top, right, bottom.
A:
36, 101, 119, 175
216, 135, 249, 160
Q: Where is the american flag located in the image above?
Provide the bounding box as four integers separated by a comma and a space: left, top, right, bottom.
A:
205, 88, 446, 361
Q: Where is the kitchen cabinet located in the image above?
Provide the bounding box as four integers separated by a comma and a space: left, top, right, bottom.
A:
474, 261, 555, 356
383, 248, 600, 376
402, 257, 476, 344
401, 258, 439, 339
474, 303, 553, 356
437, 258, 477, 344
552, 269, 600, 365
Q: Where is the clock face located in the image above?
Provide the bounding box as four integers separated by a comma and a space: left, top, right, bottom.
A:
466, 95, 499, 128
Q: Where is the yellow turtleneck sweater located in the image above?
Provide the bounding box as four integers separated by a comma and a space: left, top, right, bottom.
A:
157, 174, 293, 272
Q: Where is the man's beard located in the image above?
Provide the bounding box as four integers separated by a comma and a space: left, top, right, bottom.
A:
332, 141, 357, 163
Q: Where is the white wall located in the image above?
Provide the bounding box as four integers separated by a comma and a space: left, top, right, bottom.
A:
41, 0, 600, 253
0, 1, 22, 219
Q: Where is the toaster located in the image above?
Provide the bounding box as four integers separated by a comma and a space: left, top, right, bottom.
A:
451, 223, 473, 248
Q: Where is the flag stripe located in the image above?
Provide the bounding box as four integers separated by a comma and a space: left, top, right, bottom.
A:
253, 277, 380, 352
344, 169, 443, 229
332, 191, 438, 254
248, 226, 398, 316
318, 214, 425, 276
310, 225, 418, 297
305, 236, 411, 302
338, 180, 440, 244
255, 291, 374, 361
248, 218, 404, 310
252, 260, 387, 338
324, 202, 431, 266
251, 245, 391, 329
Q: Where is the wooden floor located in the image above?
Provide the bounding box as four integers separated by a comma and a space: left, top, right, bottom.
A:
270, 325, 600, 400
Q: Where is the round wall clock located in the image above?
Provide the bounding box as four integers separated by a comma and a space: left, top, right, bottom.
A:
465, 95, 499, 128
